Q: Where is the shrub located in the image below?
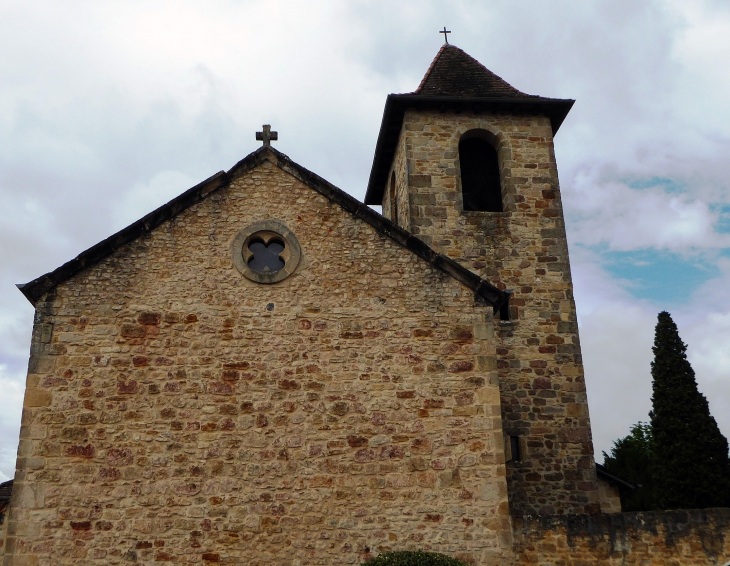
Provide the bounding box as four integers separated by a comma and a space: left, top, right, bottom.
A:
362, 550, 469, 566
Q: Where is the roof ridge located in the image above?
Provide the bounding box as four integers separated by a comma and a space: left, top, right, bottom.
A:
18, 146, 507, 311
456, 44, 530, 97
413, 43, 448, 94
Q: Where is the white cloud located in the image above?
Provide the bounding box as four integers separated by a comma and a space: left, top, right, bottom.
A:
565, 168, 729, 252
580, 305, 656, 458
670, 0, 730, 128
687, 311, 730, 384
572, 250, 657, 456
111, 170, 196, 229
0, 365, 24, 480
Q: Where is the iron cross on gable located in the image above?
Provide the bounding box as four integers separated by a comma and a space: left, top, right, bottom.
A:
440, 27, 451, 44
256, 124, 278, 146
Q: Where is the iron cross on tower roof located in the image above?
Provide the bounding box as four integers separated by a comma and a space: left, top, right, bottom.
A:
256, 124, 278, 146
439, 27, 451, 44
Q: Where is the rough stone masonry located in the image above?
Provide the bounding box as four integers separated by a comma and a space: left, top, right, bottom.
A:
382, 110, 596, 517
4, 155, 514, 565
369, 43, 598, 518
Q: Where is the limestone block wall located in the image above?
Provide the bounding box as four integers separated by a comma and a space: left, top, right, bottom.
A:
394, 130, 410, 229
5, 161, 512, 565
513, 509, 730, 564
389, 109, 598, 516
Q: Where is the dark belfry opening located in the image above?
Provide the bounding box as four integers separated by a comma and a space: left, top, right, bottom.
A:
459, 137, 503, 212
389, 171, 398, 225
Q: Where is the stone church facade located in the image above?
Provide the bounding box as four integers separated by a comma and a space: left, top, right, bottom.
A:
4, 45, 729, 566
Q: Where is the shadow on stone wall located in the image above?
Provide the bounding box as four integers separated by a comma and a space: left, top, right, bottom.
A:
514, 508, 730, 564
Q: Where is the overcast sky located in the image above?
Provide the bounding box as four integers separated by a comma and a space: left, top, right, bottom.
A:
1, 0, 729, 481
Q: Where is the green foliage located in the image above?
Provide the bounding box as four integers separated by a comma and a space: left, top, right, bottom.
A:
650, 311, 730, 509
362, 551, 468, 566
602, 422, 656, 511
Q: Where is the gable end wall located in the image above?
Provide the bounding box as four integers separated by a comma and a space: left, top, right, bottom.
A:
5, 161, 513, 566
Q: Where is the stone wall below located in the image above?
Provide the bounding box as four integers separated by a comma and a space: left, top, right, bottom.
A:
513, 508, 730, 565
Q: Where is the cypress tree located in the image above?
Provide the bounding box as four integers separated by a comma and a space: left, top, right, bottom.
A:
650, 311, 730, 509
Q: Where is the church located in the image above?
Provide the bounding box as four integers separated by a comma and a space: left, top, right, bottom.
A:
3, 42, 727, 566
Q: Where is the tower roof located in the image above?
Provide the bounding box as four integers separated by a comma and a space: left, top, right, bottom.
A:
414, 44, 533, 99
364, 44, 575, 205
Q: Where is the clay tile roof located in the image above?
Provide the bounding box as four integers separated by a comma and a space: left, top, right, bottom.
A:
595, 464, 638, 490
414, 44, 534, 99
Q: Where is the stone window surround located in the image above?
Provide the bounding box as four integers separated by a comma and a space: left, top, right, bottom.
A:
232, 219, 302, 284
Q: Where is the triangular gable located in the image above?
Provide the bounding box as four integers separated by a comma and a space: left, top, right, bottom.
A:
18, 146, 507, 310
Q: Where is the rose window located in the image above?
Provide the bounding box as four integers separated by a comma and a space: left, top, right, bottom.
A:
232, 220, 301, 284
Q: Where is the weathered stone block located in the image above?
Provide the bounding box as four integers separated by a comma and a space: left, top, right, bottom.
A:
23, 389, 51, 408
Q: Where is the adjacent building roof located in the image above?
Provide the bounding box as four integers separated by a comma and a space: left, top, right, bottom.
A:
364, 44, 575, 205
18, 146, 507, 311
0, 479, 12, 506
595, 464, 638, 490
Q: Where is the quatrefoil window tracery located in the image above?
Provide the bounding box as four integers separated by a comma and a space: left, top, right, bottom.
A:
245, 233, 286, 273
232, 220, 301, 284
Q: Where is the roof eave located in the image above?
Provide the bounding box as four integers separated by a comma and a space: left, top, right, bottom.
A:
18, 146, 508, 313
595, 464, 638, 491
364, 94, 405, 205
364, 94, 574, 205
17, 169, 231, 306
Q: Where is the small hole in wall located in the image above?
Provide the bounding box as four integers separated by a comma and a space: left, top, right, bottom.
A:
266, 303, 274, 311
510, 436, 522, 462
499, 290, 513, 321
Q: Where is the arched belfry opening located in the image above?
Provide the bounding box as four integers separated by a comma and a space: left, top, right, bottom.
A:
459, 131, 503, 212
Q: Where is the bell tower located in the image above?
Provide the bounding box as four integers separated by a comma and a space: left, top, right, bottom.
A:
365, 44, 600, 516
